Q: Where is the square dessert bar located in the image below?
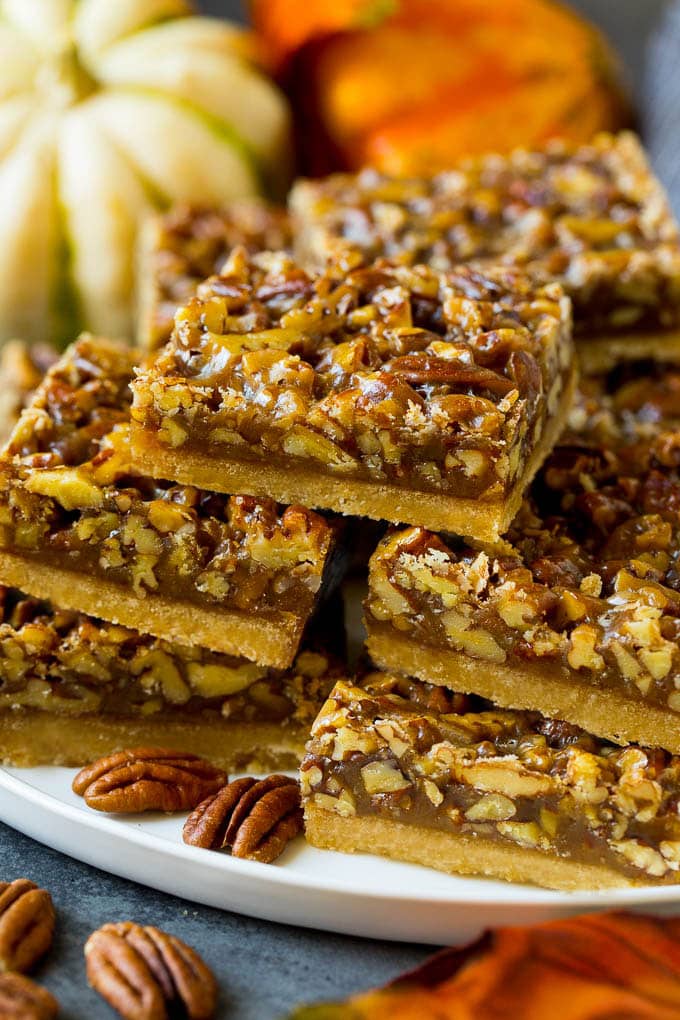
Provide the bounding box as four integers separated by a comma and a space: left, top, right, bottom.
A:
131, 250, 575, 542
0, 586, 341, 770
292, 132, 680, 372
366, 362, 680, 752
138, 200, 292, 350
302, 674, 680, 890
0, 336, 341, 669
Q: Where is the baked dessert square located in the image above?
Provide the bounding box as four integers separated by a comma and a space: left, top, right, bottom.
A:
131, 250, 575, 542
291, 132, 680, 372
365, 362, 680, 752
138, 200, 292, 350
0, 585, 341, 770
302, 673, 680, 889
0, 335, 342, 668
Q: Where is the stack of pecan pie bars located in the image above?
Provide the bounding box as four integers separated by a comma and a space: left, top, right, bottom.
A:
3, 132, 680, 890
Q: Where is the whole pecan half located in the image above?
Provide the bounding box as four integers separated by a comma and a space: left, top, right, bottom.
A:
385, 355, 515, 395
183, 774, 303, 864
85, 921, 217, 1020
0, 972, 58, 1019
72, 747, 227, 813
0, 879, 55, 974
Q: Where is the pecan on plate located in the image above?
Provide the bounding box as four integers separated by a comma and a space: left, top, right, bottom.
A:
0, 880, 55, 974
183, 775, 303, 863
85, 922, 217, 1020
72, 748, 227, 814
0, 972, 58, 1020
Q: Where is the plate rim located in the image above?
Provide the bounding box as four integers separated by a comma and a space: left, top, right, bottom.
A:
3, 765, 680, 912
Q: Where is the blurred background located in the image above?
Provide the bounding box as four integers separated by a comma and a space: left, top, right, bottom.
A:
202, 0, 666, 97
200, 0, 679, 209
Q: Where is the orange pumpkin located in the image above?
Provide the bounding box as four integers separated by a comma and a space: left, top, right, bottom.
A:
251, 0, 631, 176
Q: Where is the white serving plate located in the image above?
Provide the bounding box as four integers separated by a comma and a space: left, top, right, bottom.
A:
2, 764, 680, 945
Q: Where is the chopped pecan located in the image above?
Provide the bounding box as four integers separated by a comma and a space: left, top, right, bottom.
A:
0, 880, 55, 974
0, 973, 58, 1019
72, 748, 227, 814
85, 921, 217, 1020
183, 775, 302, 863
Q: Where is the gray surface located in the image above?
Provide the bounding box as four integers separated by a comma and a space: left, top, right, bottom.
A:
1, 3, 678, 1018
0, 821, 425, 1018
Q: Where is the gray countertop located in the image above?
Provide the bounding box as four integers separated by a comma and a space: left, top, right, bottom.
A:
1, 2, 677, 1018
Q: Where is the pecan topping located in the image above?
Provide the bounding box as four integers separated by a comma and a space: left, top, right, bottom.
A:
72, 748, 227, 814
0, 973, 58, 1019
183, 775, 303, 863
0, 880, 55, 975
85, 922, 217, 1020
386, 355, 515, 395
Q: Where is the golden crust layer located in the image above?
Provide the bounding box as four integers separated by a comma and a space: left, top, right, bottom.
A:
366, 627, 680, 754
304, 805, 639, 891
0, 709, 308, 771
0, 336, 339, 666
366, 361, 680, 750
577, 330, 680, 374
0, 552, 301, 668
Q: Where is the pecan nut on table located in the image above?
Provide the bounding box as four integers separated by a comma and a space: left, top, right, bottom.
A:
0, 879, 55, 975
85, 921, 217, 1020
0, 972, 58, 1020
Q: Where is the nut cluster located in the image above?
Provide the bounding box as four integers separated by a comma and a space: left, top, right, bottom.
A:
145, 201, 292, 349
291, 132, 680, 336
132, 248, 572, 498
72, 746, 305, 862
0, 340, 56, 445
302, 675, 680, 880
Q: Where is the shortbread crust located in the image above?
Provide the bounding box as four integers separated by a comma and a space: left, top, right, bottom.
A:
0, 552, 304, 667
366, 628, 680, 754
366, 362, 680, 750
0, 584, 341, 768
304, 806, 643, 891
0, 710, 309, 771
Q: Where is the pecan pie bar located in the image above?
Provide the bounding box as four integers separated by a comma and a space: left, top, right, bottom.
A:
366, 363, 680, 752
0, 336, 341, 668
292, 132, 680, 372
0, 587, 341, 770
138, 201, 292, 350
131, 251, 575, 541
302, 674, 680, 889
